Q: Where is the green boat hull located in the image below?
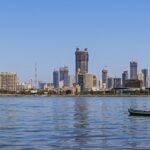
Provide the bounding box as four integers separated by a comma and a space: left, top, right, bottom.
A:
128, 109, 150, 116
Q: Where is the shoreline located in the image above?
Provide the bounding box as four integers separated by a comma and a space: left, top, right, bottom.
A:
1, 94, 150, 97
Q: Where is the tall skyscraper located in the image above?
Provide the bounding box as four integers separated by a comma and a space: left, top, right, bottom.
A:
122, 71, 128, 87
142, 69, 148, 88
59, 66, 69, 87
53, 70, 59, 89
130, 61, 138, 80
75, 48, 89, 83
107, 77, 114, 89
102, 69, 108, 88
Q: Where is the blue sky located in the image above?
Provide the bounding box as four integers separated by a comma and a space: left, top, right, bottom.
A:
0, 0, 150, 82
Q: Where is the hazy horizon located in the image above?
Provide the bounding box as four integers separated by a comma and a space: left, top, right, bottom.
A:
0, 0, 150, 82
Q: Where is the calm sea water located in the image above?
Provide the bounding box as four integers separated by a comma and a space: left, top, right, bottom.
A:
0, 96, 150, 150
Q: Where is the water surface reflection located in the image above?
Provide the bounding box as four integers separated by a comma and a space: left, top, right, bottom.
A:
74, 98, 89, 147
0, 97, 150, 149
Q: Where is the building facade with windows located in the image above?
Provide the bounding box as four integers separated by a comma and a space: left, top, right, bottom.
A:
53, 70, 59, 89
75, 48, 89, 83
0, 72, 17, 91
142, 69, 148, 88
130, 61, 138, 80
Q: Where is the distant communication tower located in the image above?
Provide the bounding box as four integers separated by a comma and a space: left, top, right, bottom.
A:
34, 63, 37, 89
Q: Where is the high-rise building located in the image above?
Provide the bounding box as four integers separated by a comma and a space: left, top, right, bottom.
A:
142, 69, 148, 88
53, 70, 59, 88
107, 77, 114, 89
59, 66, 69, 87
138, 72, 144, 87
93, 75, 97, 88
0, 72, 17, 91
78, 73, 95, 91
102, 69, 108, 88
78, 74, 84, 91
138, 72, 144, 81
68, 75, 75, 88
113, 78, 121, 88
122, 71, 128, 87
148, 75, 150, 88
75, 48, 89, 83
98, 80, 102, 89
130, 61, 138, 80
84, 73, 93, 91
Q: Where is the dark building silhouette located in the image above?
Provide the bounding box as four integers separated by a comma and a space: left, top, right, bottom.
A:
53, 70, 59, 88
75, 48, 89, 83
113, 78, 121, 88
102, 69, 108, 85
130, 61, 138, 80
142, 69, 148, 88
93, 75, 97, 88
125, 79, 142, 89
78, 74, 84, 91
107, 77, 114, 89
59, 66, 69, 87
122, 71, 128, 87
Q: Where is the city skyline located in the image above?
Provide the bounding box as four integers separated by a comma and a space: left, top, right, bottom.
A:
0, 1, 150, 82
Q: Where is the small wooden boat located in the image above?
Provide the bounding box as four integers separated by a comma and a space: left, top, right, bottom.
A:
128, 108, 150, 116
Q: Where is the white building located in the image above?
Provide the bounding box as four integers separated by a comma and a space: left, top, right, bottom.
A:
138, 72, 144, 88
68, 75, 75, 88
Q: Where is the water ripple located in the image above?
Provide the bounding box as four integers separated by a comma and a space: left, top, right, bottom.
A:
0, 97, 150, 149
